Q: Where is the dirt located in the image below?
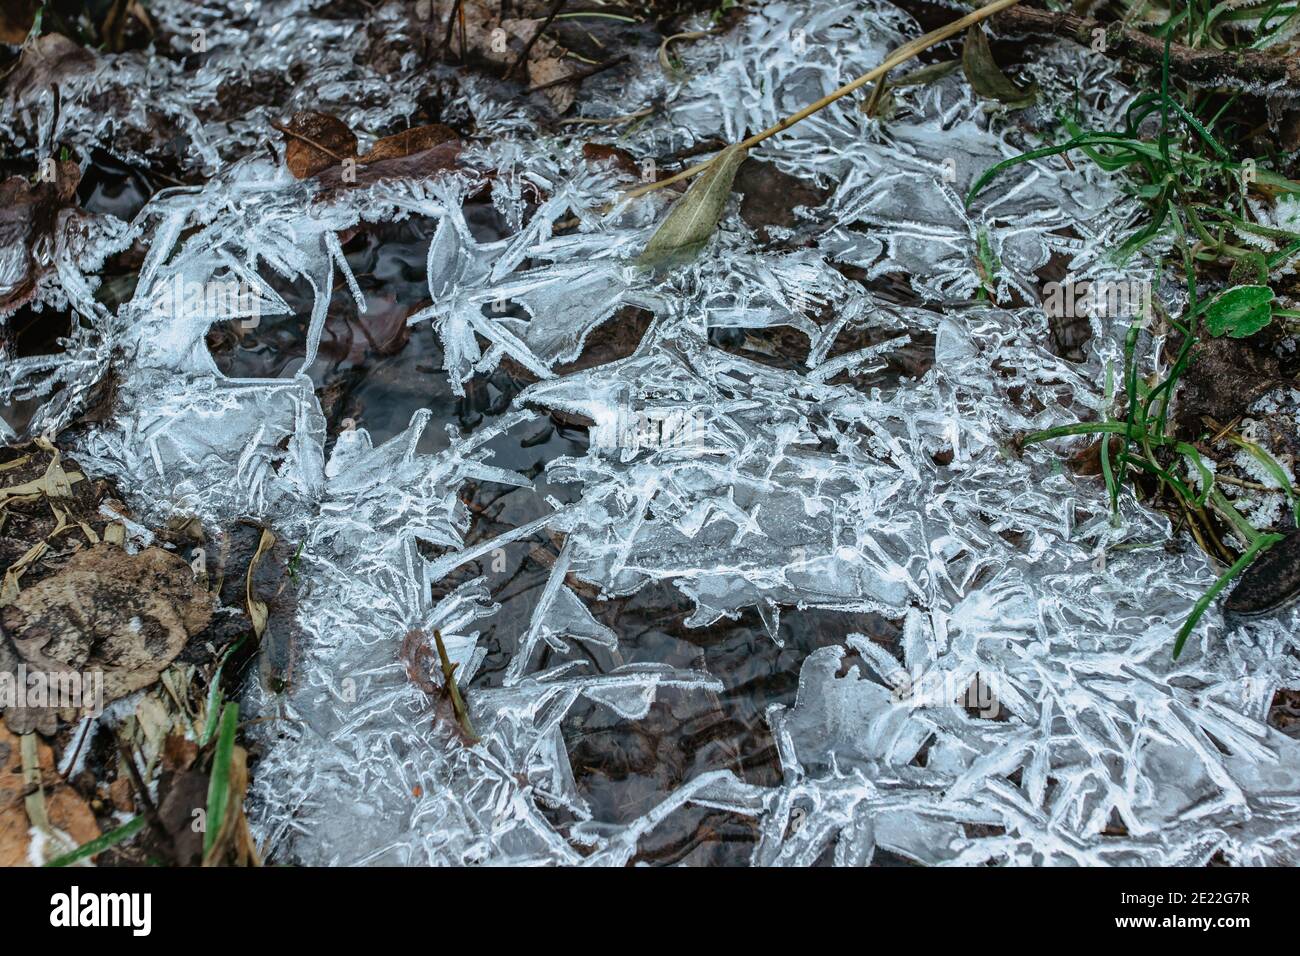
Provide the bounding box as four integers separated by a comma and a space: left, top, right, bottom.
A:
1173, 334, 1283, 438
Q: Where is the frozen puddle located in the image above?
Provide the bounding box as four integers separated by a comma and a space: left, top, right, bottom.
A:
5, 0, 1300, 864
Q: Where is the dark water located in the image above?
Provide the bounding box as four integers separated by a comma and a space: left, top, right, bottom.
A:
13, 146, 908, 862
207, 199, 919, 863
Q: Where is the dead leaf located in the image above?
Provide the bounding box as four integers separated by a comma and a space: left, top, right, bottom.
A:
2, 36, 96, 109
527, 54, 577, 114
312, 138, 463, 198
361, 124, 459, 163
109, 775, 135, 814
0, 724, 98, 866
0, 0, 39, 44
157, 766, 208, 865
635, 143, 749, 270
962, 25, 1037, 110
279, 111, 358, 179
162, 733, 198, 773
245, 528, 275, 638
582, 143, 640, 178
0, 160, 86, 318
1, 545, 213, 732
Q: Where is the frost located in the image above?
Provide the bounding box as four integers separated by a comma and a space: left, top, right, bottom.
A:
6, 0, 1300, 866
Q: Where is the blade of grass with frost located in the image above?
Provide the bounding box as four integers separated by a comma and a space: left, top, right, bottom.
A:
44, 816, 146, 867
635, 144, 748, 269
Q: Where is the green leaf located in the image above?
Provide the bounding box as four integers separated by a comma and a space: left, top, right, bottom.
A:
1202, 284, 1273, 338
961, 25, 1037, 110
204, 702, 239, 858
635, 143, 748, 269
1173, 533, 1283, 659
44, 816, 146, 867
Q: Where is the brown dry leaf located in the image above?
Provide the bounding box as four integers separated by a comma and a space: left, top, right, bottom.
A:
2, 36, 95, 107
280, 110, 358, 179
157, 766, 208, 865
0, 0, 38, 43
361, 123, 459, 163
527, 54, 577, 114
109, 775, 135, 814
0, 160, 86, 318
0, 724, 98, 866
244, 528, 275, 638
1, 545, 213, 734
582, 143, 640, 179
312, 139, 463, 199
162, 733, 198, 773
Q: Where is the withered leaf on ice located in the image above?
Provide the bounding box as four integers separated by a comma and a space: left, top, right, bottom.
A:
0, 160, 85, 318
362, 123, 459, 163
280, 110, 359, 179
1, 545, 213, 734
635, 144, 749, 270
961, 25, 1037, 110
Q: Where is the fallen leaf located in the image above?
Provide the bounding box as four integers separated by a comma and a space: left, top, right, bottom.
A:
279, 111, 358, 179
109, 775, 135, 814
0, 161, 86, 317
157, 766, 208, 865
312, 139, 463, 199
635, 143, 749, 269
527, 54, 577, 114
962, 25, 1037, 110
0, 0, 39, 44
0, 724, 98, 866
1, 545, 213, 733
361, 123, 459, 163
582, 143, 640, 178
162, 733, 198, 773
245, 528, 275, 638
2, 36, 96, 109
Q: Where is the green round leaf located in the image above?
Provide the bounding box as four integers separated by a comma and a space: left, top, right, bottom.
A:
1202, 284, 1273, 338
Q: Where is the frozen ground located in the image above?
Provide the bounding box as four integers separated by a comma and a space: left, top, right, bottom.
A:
5, 0, 1300, 865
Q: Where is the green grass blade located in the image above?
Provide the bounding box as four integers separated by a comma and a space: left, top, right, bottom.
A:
1226, 434, 1300, 526
204, 703, 239, 858
43, 815, 146, 867
1173, 533, 1283, 658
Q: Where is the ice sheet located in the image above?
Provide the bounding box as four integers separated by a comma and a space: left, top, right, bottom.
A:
5, 0, 1300, 865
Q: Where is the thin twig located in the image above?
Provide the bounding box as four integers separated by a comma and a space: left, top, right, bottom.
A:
442, 0, 463, 59
270, 120, 350, 163
623, 0, 1025, 201
433, 628, 479, 743
658, 28, 717, 74
527, 53, 626, 93
116, 739, 174, 853
994, 5, 1300, 88
508, 0, 567, 79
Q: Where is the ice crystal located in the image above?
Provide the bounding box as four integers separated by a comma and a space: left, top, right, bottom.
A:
5, 0, 1300, 866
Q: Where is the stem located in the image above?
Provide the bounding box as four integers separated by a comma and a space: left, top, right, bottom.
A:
1173, 532, 1282, 659
623, 0, 1025, 201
